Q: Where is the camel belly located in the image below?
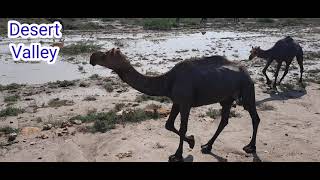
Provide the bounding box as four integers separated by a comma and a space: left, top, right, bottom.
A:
192, 83, 241, 107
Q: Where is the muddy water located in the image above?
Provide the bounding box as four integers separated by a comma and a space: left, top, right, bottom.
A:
0, 29, 318, 85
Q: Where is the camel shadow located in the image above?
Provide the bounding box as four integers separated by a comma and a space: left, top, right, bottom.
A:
252, 152, 262, 162
256, 87, 307, 106
206, 152, 228, 162
183, 152, 261, 162
183, 154, 194, 162
205, 151, 261, 162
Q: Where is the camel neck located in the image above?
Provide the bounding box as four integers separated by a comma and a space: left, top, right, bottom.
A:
114, 65, 170, 97
258, 49, 272, 59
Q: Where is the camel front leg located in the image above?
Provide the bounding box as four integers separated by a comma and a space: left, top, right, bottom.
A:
273, 62, 282, 88
168, 104, 191, 162
165, 103, 195, 149
262, 59, 273, 85
278, 62, 290, 85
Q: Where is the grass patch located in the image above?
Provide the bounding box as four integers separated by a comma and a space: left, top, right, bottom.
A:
142, 18, 178, 30
135, 94, 171, 103
206, 108, 240, 119
80, 22, 104, 29
230, 110, 241, 118
79, 81, 90, 87
70, 111, 117, 133
281, 18, 302, 26
48, 80, 76, 88
60, 42, 102, 55
279, 83, 295, 91
0, 107, 24, 117
0, 83, 23, 91
114, 103, 125, 111
146, 71, 160, 76
132, 62, 142, 67
307, 69, 320, 74
257, 18, 275, 23
305, 51, 320, 60
206, 108, 221, 119
305, 76, 320, 84
48, 98, 74, 107
103, 82, 114, 92
0, 126, 19, 134
70, 111, 117, 123
65, 22, 104, 30
179, 18, 201, 26
4, 95, 20, 103
83, 96, 96, 101
122, 108, 158, 122
258, 103, 276, 111
70, 106, 160, 133
89, 74, 100, 80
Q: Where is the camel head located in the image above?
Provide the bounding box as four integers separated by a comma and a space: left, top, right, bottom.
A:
90, 48, 129, 70
249, 46, 261, 60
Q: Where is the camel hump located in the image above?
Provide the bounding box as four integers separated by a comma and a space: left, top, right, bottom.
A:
284, 36, 293, 42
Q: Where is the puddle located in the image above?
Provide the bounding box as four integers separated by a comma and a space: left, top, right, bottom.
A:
0, 28, 319, 85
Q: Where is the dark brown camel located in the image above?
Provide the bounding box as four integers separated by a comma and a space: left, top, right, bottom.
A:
90, 48, 261, 162
249, 36, 304, 88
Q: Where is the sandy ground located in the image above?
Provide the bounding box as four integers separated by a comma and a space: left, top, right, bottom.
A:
0, 80, 320, 162
0, 19, 320, 162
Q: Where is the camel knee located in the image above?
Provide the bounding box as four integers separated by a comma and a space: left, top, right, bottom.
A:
165, 121, 175, 131
221, 119, 229, 128
178, 127, 187, 135
254, 117, 260, 125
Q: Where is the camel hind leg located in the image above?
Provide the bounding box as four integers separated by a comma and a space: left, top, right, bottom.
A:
241, 82, 261, 153
296, 50, 304, 83
201, 98, 233, 154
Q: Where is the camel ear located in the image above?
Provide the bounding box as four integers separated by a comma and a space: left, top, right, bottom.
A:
110, 48, 116, 55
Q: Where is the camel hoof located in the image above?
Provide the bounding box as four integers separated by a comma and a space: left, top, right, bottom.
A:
168, 154, 184, 162
243, 144, 256, 154
187, 135, 195, 149
201, 144, 212, 154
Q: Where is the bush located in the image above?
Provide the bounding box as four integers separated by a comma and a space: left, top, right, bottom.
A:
0, 126, 19, 134
135, 94, 171, 103
143, 18, 178, 30
0, 107, 24, 117
0, 83, 23, 91
60, 42, 102, 55
4, 95, 20, 103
